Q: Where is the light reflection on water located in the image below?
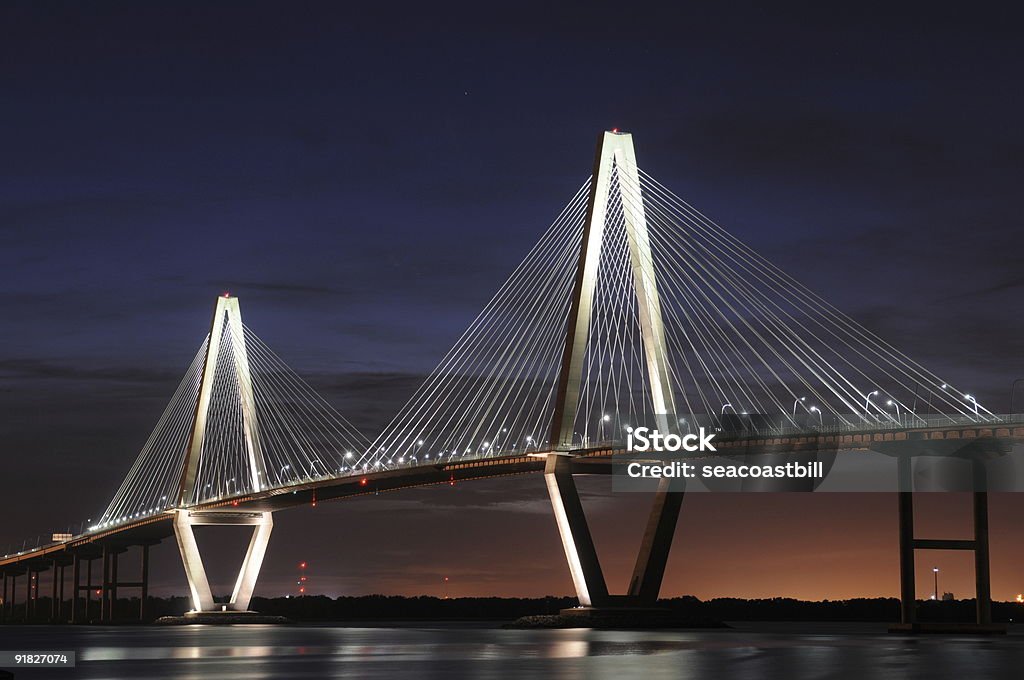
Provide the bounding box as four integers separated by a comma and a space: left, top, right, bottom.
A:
2, 623, 1024, 679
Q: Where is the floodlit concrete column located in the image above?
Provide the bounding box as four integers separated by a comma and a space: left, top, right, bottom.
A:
544, 454, 608, 607
174, 510, 273, 612
179, 296, 267, 506
230, 513, 274, 612
173, 511, 216, 612
551, 131, 676, 450
628, 477, 684, 603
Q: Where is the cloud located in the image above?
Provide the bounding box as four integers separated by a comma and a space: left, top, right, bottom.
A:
0, 358, 180, 384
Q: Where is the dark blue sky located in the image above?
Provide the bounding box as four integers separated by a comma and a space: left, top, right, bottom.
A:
2, 1, 1023, 599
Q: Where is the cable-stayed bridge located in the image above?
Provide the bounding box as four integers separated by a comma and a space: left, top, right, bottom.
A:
2, 131, 1021, 630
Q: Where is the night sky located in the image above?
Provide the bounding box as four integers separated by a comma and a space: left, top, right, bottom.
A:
3, 2, 1023, 601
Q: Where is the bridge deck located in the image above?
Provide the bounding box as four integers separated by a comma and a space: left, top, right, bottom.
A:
3, 420, 1023, 572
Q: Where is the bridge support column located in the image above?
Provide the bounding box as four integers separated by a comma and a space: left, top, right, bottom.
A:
50, 559, 59, 622
85, 559, 92, 621
1, 572, 7, 622
8, 574, 16, 621
174, 509, 273, 613
545, 456, 683, 612
545, 455, 608, 607
890, 454, 1001, 633
110, 550, 119, 621
70, 556, 80, 623
628, 477, 685, 602
58, 563, 66, 622
140, 544, 150, 622
25, 568, 32, 622
973, 460, 992, 625
101, 547, 111, 622
897, 456, 916, 625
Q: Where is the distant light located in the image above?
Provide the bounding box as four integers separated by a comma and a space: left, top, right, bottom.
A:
360, 478, 368, 486
933, 567, 939, 573
300, 562, 307, 569
603, 415, 610, 421
345, 451, 353, 459
612, 128, 619, 133
222, 291, 230, 298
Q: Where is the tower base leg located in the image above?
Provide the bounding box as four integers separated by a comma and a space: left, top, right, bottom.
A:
545, 456, 684, 613
173, 510, 273, 613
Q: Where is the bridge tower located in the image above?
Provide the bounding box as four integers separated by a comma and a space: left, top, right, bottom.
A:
545, 131, 684, 613
173, 295, 274, 614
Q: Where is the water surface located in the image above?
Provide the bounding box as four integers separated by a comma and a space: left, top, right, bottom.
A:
2, 622, 1023, 679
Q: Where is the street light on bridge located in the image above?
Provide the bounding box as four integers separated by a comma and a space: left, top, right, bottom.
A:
864, 390, 879, 417
792, 396, 806, 417
809, 406, 823, 425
